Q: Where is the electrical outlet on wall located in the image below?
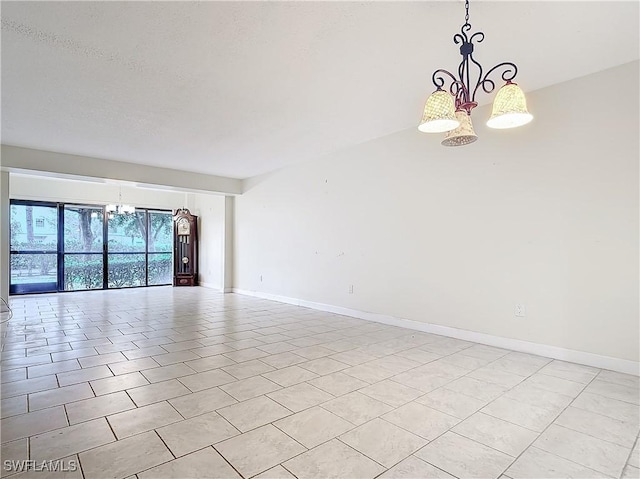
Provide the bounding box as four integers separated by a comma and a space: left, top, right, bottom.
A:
348, 285, 354, 294
515, 304, 526, 317
260, 275, 263, 282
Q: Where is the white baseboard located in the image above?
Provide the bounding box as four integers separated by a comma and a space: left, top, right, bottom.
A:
198, 282, 223, 292
199, 283, 234, 293
232, 288, 639, 376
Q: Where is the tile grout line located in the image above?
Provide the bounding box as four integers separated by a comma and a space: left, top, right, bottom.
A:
152, 429, 176, 460
619, 429, 639, 478
497, 372, 616, 478
405, 358, 554, 476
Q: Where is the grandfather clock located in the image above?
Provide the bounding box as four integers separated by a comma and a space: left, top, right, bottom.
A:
173, 208, 198, 286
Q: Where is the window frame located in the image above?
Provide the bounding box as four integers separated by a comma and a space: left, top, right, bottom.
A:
9, 199, 174, 294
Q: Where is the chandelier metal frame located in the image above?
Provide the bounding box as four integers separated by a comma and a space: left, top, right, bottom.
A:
431, 0, 519, 116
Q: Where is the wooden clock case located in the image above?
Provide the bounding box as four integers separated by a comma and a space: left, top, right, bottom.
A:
173, 208, 198, 286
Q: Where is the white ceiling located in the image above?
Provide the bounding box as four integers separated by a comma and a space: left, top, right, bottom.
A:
2, 1, 638, 180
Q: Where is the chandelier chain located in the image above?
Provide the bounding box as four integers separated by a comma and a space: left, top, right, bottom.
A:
464, 0, 470, 25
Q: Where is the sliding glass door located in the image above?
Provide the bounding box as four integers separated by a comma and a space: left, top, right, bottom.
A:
147, 211, 173, 285
107, 211, 147, 288
9, 200, 174, 294
106, 210, 174, 288
9, 201, 59, 294
63, 205, 104, 291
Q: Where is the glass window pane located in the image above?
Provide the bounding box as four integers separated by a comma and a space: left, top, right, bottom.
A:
64, 207, 103, 252
108, 212, 146, 252
64, 255, 103, 291
108, 254, 146, 288
11, 253, 57, 285
10, 204, 58, 251
148, 212, 173, 253
148, 253, 172, 285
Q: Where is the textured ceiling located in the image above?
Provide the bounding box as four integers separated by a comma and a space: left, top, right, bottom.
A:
2, 1, 638, 179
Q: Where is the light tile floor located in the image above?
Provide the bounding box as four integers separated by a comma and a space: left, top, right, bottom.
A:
1, 287, 638, 479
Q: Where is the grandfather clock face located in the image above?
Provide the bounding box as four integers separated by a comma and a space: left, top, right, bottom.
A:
177, 217, 190, 236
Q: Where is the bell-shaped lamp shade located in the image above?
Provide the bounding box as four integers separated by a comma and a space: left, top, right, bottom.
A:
486, 82, 533, 129
441, 110, 478, 147
418, 90, 460, 133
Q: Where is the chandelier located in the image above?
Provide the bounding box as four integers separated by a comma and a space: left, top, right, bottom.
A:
106, 186, 135, 217
419, 0, 532, 146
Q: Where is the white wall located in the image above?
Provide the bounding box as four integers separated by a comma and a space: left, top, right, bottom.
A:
223, 196, 235, 292
0, 172, 10, 302
9, 175, 227, 290
235, 62, 639, 363
190, 193, 226, 290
